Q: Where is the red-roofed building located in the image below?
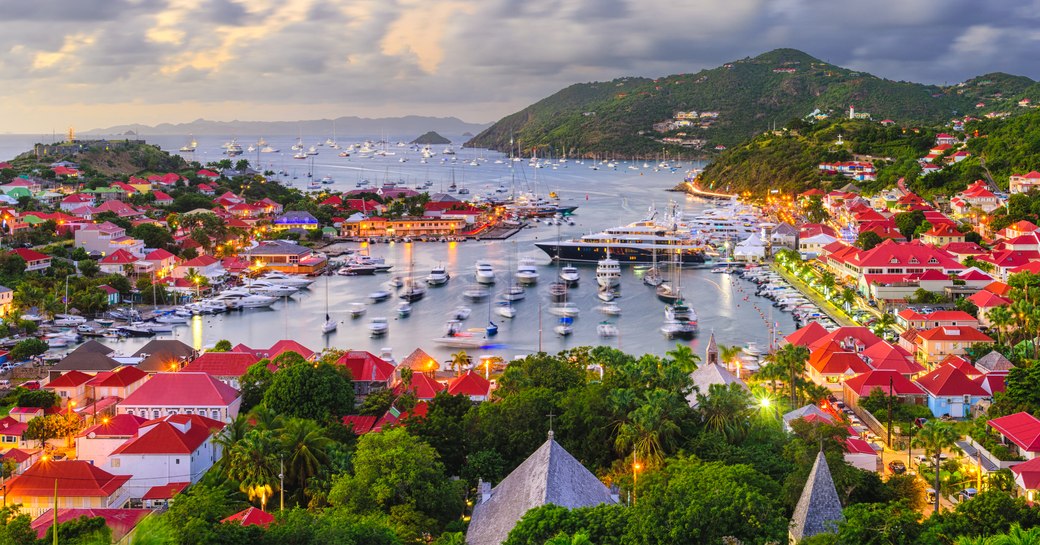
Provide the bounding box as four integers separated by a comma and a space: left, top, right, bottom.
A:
31, 509, 151, 542
941, 242, 987, 263
336, 351, 395, 397
6, 460, 131, 516
76, 414, 149, 468
85, 366, 149, 400
44, 370, 93, 407
0, 416, 29, 450
807, 350, 871, 388
922, 223, 965, 246
232, 340, 314, 361
974, 372, 1007, 397
989, 412, 1040, 460
898, 310, 979, 331
915, 364, 990, 418
914, 326, 993, 366
1011, 457, 1040, 500
181, 352, 260, 388
977, 250, 1040, 281
393, 372, 445, 401
842, 369, 926, 408
823, 239, 964, 289
447, 370, 493, 402
342, 415, 377, 435
52, 166, 80, 177
371, 402, 428, 433
118, 373, 241, 422
938, 355, 981, 378
196, 170, 220, 180
2, 448, 40, 475
108, 413, 225, 498
1009, 171, 1040, 194
141, 481, 189, 509
783, 322, 830, 348
857, 220, 906, 242
860, 342, 925, 376
844, 437, 880, 471
141, 248, 176, 278
9, 248, 51, 272
969, 290, 1013, 328
1000, 220, 1040, 240
59, 193, 95, 212
223, 506, 275, 528
99, 249, 139, 275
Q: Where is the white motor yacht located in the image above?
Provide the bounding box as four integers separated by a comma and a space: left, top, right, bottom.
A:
548, 302, 580, 317
368, 317, 389, 337
597, 322, 619, 337
475, 260, 496, 284
516, 258, 540, 285
559, 266, 580, 286
54, 314, 87, 327
596, 256, 621, 289
260, 271, 315, 288
425, 266, 450, 286
348, 303, 367, 317
597, 303, 622, 316
247, 280, 300, 297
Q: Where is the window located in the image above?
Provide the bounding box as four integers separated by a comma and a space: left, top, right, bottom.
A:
152, 410, 160, 418
111, 458, 120, 468
184, 409, 193, 415
175, 458, 180, 465
211, 410, 220, 419
126, 409, 133, 416
963, 395, 971, 404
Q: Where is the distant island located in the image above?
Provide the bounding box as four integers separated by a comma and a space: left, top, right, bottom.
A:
411, 131, 451, 145
86, 115, 491, 139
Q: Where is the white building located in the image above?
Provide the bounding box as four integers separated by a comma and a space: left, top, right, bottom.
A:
117, 372, 242, 423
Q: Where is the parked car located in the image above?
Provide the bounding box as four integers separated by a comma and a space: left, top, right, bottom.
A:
888, 460, 907, 474
957, 488, 978, 502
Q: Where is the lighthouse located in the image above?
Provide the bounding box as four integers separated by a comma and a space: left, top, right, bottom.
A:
849, 105, 855, 120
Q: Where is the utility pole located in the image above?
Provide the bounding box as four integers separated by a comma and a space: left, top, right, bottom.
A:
887, 377, 894, 447
279, 457, 284, 512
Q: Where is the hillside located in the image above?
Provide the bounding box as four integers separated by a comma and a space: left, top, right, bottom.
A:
694, 109, 1040, 198
411, 131, 451, 145
12, 140, 189, 177
466, 49, 1036, 156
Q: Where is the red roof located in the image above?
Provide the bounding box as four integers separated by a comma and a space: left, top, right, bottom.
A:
811, 326, 884, 352
974, 372, 1007, 396
941, 242, 987, 256
0, 416, 28, 437
844, 369, 924, 397
938, 355, 980, 377
152, 190, 173, 201
178, 254, 219, 268
916, 326, 992, 342
989, 412, 1040, 452
8, 460, 130, 498
86, 367, 148, 388
1012, 457, 1040, 489
924, 223, 963, 238
197, 169, 219, 178
915, 365, 988, 397
141, 481, 189, 500
223, 507, 274, 528
394, 372, 445, 400
47, 370, 93, 388
112, 414, 224, 455
447, 370, 493, 397
233, 340, 314, 361
181, 352, 259, 377
99, 249, 138, 265
2, 448, 37, 463
968, 289, 1011, 309
31, 509, 151, 541
337, 351, 395, 383
78, 414, 147, 438
845, 437, 878, 456
342, 415, 377, 434
10, 248, 50, 262
809, 351, 871, 375
860, 342, 924, 375
119, 373, 240, 407
784, 322, 829, 348
144, 248, 175, 261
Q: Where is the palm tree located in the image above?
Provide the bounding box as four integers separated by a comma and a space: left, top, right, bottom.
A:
991, 524, 1040, 545
718, 344, 743, 367
614, 389, 686, 468
988, 306, 1013, 346
873, 312, 896, 337
665, 344, 700, 372
249, 404, 284, 432
227, 430, 280, 511
695, 383, 752, 442
449, 350, 470, 376
820, 272, 836, 297
546, 533, 593, 545
280, 418, 333, 492
773, 344, 810, 409
913, 419, 960, 515
839, 286, 857, 313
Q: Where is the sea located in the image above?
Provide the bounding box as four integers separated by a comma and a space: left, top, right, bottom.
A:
0, 133, 796, 362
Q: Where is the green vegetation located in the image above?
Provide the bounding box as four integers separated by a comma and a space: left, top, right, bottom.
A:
468, 49, 1034, 157
410, 131, 451, 145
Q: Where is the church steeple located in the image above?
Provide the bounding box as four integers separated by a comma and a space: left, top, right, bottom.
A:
705, 331, 719, 366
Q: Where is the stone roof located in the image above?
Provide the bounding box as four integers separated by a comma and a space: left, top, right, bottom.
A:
686, 363, 748, 407
466, 434, 615, 545
790, 452, 844, 543
132, 340, 196, 373
975, 351, 1013, 373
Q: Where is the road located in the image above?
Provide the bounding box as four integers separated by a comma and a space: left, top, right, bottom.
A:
769, 262, 856, 327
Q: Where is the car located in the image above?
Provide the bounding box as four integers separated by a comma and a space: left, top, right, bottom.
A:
835, 401, 846, 409
888, 460, 907, 474
957, 488, 978, 502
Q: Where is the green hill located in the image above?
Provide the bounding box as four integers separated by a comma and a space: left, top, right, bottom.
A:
10, 139, 189, 177
410, 131, 451, 145
466, 49, 1035, 157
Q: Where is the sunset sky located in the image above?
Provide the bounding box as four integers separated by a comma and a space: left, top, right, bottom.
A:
3, 0, 1039, 133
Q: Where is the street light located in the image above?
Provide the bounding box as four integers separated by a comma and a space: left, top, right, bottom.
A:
632, 456, 642, 506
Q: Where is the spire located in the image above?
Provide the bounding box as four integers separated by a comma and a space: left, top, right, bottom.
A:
789, 452, 844, 543
705, 330, 719, 365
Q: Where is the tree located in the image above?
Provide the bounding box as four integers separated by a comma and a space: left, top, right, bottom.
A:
914, 419, 960, 514
857, 230, 884, 250
896, 210, 926, 240
77, 258, 100, 278
212, 339, 232, 352
873, 312, 897, 336
280, 418, 333, 498
130, 223, 175, 251
10, 338, 48, 361
830, 500, 924, 545
805, 195, 830, 223
405, 390, 473, 477
328, 428, 464, 538
227, 429, 279, 511
771, 343, 810, 408
41, 514, 111, 545
839, 286, 858, 313
694, 383, 753, 442
17, 388, 59, 408
504, 504, 631, 545
448, 350, 469, 377
239, 360, 274, 413
263, 362, 354, 421
820, 271, 836, 297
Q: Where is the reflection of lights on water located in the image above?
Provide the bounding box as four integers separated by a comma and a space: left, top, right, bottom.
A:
192, 315, 204, 350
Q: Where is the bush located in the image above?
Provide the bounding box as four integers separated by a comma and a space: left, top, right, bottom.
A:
10, 338, 47, 361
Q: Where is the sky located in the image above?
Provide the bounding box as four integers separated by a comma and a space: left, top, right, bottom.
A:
3, 0, 1040, 133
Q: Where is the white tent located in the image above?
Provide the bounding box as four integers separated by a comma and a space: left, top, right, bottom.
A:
733, 232, 765, 261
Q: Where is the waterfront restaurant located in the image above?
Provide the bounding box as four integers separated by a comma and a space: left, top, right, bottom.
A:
245, 240, 327, 275
340, 215, 466, 238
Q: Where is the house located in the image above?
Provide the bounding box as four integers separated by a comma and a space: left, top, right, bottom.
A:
784, 322, 831, 348
446, 370, 493, 402
394, 372, 445, 401
799, 233, 838, 259
844, 438, 880, 472
98, 285, 120, 306
0, 285, 11, 318
44, 370, 93, 407
73, 221, 129, 253
141, 481, 189, 509
172, 255, 226, 282
989, 412, 1040, 462
466, 433, 616, 545
9, 248, 51, 272
3, 460, 131, 517
132, 339, 197, 373
789, 452, 844, 543
782, 404, 834, 431
398, 348, 441, 375
1011, 458, 1040, 501
233, 340, 314, 361
2, 448, 40, 475
859, 342, 924, 376
914, 364, 990, 418
896, 310, 979, 331
336, 351, 395, 398
245, 240, 327, 275
180, 352, 260, 389
50, 342, 121, 374
0, 417, 28, 450
272, 210, 320, 230
1009, 171, 1040, 194
30, 509, 152, 543
842, 369, 926, 409
85, 366, 149, 401
107, 413, 226, 498
59, 194, 95, 211
117, 372, 241, 422
76, 414, 148, 468
141, 249, 176, 278
975, 350, 1014, 374
921, 223, 965, 246
913, 326, 993, 366
98, 249, 139, 275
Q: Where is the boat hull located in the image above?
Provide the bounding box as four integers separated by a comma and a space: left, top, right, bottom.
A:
536, 243, 705, 264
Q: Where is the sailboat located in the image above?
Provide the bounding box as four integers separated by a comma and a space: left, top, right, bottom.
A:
643, 247, 663, 287
327, 121, 341, 149
660, 258, 696, 339
400, 245, 426, 302
656, 252, 681, 303
321, 270, 337, 334
179, 135, 197, 153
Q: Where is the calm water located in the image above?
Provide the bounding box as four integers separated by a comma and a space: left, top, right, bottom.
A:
0, 134, 796, 361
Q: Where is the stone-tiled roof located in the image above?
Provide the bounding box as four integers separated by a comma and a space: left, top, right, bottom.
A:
466, 434, 615, 545
685, 363, 748, 407
790, 452, 844, 543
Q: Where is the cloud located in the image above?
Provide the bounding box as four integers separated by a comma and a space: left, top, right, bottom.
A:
1, 0, 1039, 132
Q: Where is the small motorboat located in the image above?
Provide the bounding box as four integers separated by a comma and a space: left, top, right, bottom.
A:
348, 303, 367, 318
397, 302, 412, 317
554, 316, 574, 336
452, 306, 472, 320
598, 303, 622, 316
463, 287, 490, 301
432, 320, 486, 348
548, 302, 580, 317
597, 322, 618, 338
597, 289, 616, 302
502, 284, 526, 302
388, 276, 404, 289
559, 266, 580, 286
368, 290, 391, 303
425, 266, 450, 286
367, 317, 389, 337
494, 302, 516, 319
